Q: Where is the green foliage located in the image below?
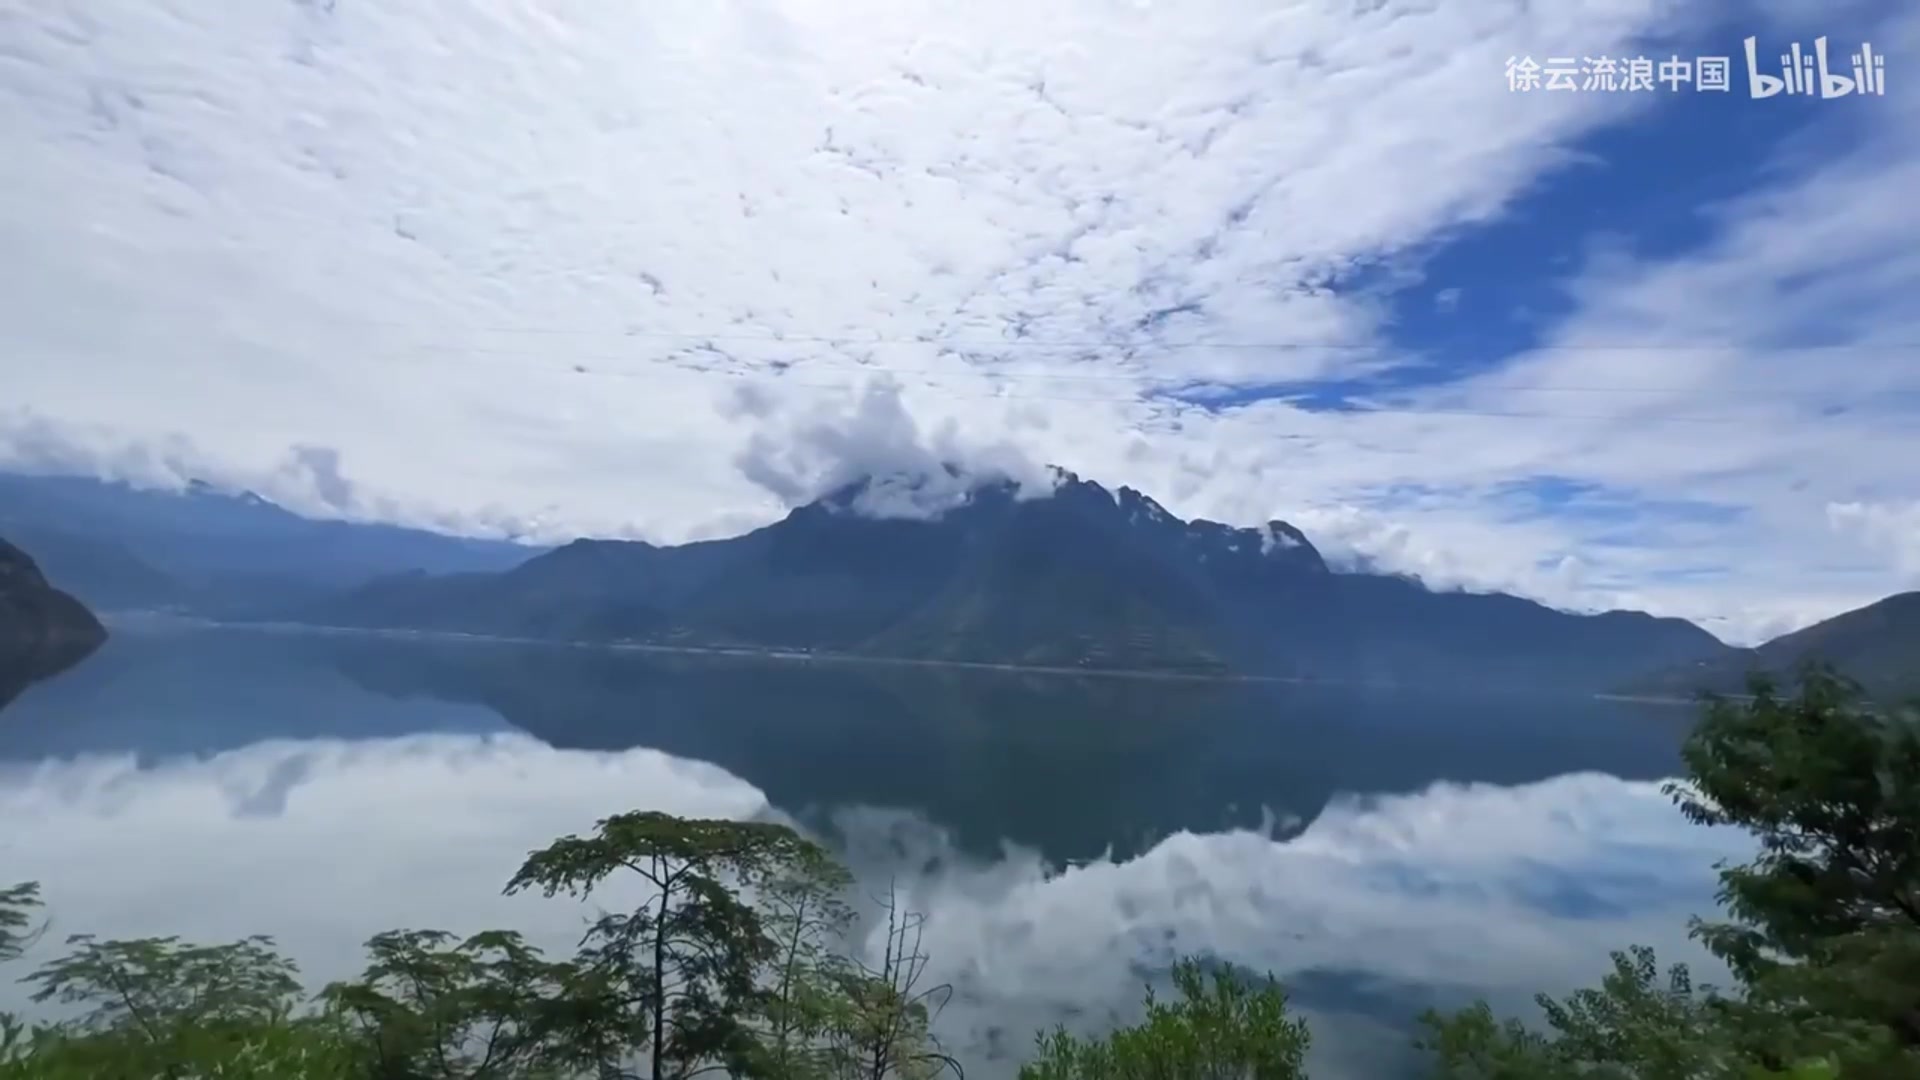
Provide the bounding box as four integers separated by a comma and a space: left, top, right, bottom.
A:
1425, 666, 1920, 1079
1666, 666, 1920, 1068
0, 1015, 355, 1080
1416, 999, 1563, 1080
0, 817, 961, 1080
25, 933, 304, 1036
0, 884, 39, 1075
1, 931, 355, 1079
505, 813, 825, 902
1420, 946, 1760, 1080
504, 811, 842, 1080
0, 882, 42, 965
1419, 986, 1843, 1080
1017, 958, 1309, 1080
319, 927, 587, 1078
739, 845, 856, 1080
1530, 947, 1725, 1077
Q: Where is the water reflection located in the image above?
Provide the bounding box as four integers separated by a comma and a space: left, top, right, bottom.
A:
0, 627, 507, 760
4, 629, 1700, 864
0, 629, 1739, 1077
0, 732, 1746, 1079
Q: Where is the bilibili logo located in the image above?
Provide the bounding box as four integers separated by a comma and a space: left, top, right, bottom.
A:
1744, 36, 1886, 98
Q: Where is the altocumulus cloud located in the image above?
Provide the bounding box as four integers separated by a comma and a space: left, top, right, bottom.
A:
0, 734, 1749, 1079
1, 0, 1917, 640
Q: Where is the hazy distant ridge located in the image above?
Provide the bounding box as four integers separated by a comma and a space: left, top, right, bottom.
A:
0, 472, 543, 617
1622, 591, 1920, 702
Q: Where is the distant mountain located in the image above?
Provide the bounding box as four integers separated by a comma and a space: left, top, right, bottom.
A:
1623, 591, 1920, 702
310, 468, 1728, 691
0, 535, 107, 709
0, 472, 545, 615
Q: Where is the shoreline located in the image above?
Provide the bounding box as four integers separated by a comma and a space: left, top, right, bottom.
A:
98, 611, 1704, 700
101, 611, 1288, 684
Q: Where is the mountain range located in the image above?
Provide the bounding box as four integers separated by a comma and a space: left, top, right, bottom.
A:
0, 535, 106, 709
7, 465, 1909, 697
308, 468, 1729, 692
0, 472, 542, 616
1624, 590, 1920, 702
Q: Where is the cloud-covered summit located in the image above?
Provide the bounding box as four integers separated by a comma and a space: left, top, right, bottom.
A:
729, 379, 1058, 521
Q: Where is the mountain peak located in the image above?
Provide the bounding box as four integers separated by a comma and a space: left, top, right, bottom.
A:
810, 466, 1330, 573
1115, 485, 1175, 522
812, 462, 1065, 522
184, 478, 276, 509
815, 464, 982, 520
1262, 520, 1311, 555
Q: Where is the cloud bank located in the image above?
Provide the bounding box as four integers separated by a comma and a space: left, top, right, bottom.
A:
3, 0, 1916, 640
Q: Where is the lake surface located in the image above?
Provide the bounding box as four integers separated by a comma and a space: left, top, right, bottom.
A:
0, 625, 1750, 1078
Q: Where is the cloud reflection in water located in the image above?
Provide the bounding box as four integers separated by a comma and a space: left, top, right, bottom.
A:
0, 734, 1749, 1078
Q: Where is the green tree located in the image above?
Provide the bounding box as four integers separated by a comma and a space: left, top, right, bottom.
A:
1421, 667, 1920, 1080
1017, 958, 1309, 1080
1416, 997, 1563, 1080
1419, 946, 1764, 1080
7, 932, 353, 1078
321, 927, 588, 1078
503, 811, 831, 1080
1667, 667, 1920, 1070
26, 933, 302, 1038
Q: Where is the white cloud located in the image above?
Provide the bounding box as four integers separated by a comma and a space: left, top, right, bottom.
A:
0, 0, 1914, 640
0, 734, 1746, 1078
731, 378, 1054, 519
1827, 500, 1920, 583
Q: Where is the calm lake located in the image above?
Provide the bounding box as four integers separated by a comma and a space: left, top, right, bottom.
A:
0, 625, 1750, 1078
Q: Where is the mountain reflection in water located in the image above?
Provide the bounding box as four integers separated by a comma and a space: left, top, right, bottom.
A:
0, 628, 1741, 1078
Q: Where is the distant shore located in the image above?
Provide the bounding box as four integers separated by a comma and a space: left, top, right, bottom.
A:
99, 610, 1707, 701
100, 610, 1289, 685
1591, 691, 1717, 708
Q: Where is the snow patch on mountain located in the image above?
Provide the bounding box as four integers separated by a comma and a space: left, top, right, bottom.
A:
1263, 523, 1306, 556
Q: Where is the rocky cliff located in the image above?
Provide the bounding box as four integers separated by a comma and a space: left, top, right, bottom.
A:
0, 535, 108, 709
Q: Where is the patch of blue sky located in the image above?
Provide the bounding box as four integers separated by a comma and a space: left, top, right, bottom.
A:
1201, 12, 1876, 415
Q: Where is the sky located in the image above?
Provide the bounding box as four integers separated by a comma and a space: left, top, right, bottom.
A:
2, 0, 1916, 644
